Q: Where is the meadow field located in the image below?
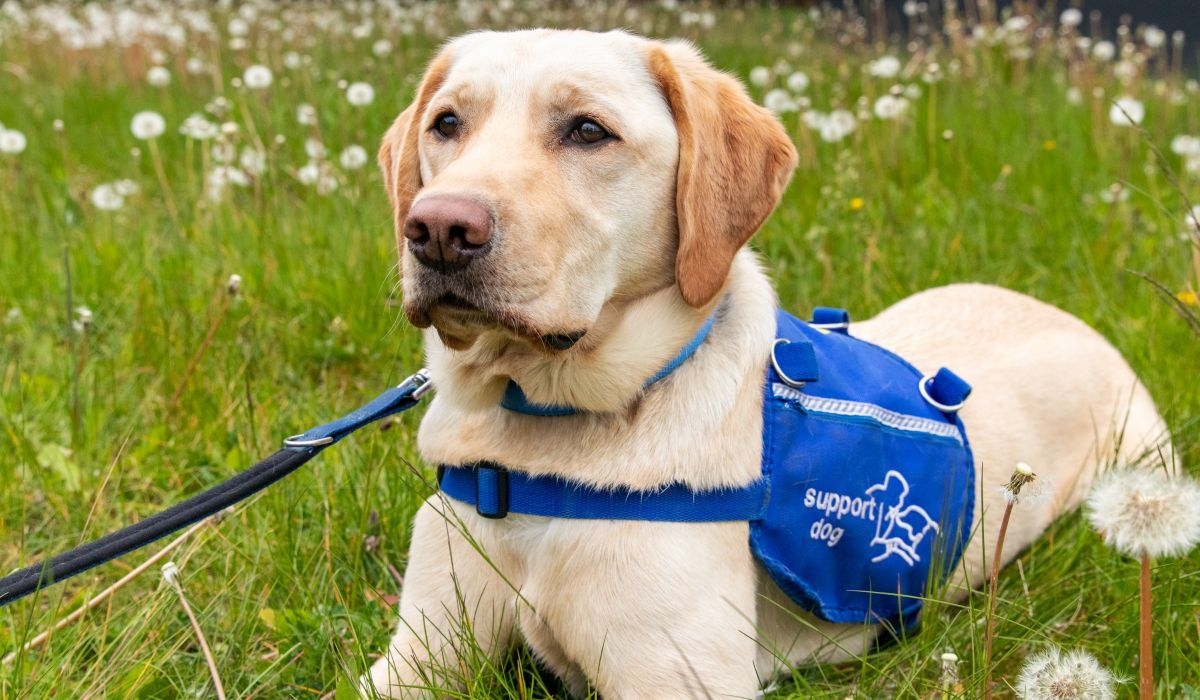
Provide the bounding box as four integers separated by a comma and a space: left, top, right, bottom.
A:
1, 1, 1199, 697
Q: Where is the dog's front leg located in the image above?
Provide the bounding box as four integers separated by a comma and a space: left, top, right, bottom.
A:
525, 521, 761, 700
364, 496, 519, 699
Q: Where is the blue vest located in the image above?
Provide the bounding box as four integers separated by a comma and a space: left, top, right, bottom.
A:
438, 307, 975, 630
752, 309, 974, 627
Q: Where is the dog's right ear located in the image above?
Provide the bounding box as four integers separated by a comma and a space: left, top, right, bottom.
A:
378, 49, 454, 237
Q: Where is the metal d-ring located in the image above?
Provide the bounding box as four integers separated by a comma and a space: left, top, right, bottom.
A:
771, 338, 807, 389
918, 373, 966, 413
283, 434, 336, 448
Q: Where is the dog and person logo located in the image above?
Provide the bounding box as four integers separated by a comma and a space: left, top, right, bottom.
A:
803, 468, 939, 567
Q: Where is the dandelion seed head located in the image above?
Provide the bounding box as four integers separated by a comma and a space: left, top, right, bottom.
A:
1059, 8, 1082, 28
1093, 40, 1116, 62
873, 94, 908, 120
763, 88, 797, 113
1086, 469, 1200, 559
130, 110, 165, 140
296, 103, 318, 126
339, 144, 368, 170
74, 305, 93, 331
297, 161, 320, 186
748, 66, 771, 87
1108, 96, 1144, 127
146, 65, 170, 87
305, 138, 327, 160
186, 57, 207, 75
346, 81, 375, 107
1171, 135, 1200, 158
786, 71, 810, 93
53, 119, 64, 132
161, 561, 180, 586
180, 113, 218, 140
867, 55, 901, 79
226, 273, 242, 296
1016, 647, 1117, 700
90, 183, 124, 211
372, 39, 393, 56
1144, 26, 1166, 49
239, 147, 266, 176
113, 179, 138, 197
0, 128, 26, 154
243, 64, 272, 90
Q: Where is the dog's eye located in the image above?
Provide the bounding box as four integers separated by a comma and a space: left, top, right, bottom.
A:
568, 119, 612, 146
432, 112, 460, 139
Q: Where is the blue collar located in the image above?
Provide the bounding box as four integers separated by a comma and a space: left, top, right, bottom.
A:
500, 309, 719, 417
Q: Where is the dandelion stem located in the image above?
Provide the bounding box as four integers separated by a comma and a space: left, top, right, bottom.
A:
1, 516, 214, 665
169, 290, 232, 409
164, 564, 227, 700
982, 498, 1014, 700
147, 138, 183, 233
1139, 552, 1153, 700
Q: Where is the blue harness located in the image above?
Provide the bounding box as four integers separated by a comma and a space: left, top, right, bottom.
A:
438, 307, 974, 628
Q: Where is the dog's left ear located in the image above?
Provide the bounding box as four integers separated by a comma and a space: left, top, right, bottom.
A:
648, 42, 799, 308
378, 49, 455, 244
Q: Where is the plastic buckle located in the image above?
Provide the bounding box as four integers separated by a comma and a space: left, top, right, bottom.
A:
474, 463, 510, 519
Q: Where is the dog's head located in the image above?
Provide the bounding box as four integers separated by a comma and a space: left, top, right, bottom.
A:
379, 29, 797, 352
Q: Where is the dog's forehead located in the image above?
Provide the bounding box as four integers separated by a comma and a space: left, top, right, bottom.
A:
438, 29, 666, 115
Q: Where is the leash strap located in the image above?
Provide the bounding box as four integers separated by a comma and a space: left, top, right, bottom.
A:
0, 370, 432, 607
438, 462, 769, 522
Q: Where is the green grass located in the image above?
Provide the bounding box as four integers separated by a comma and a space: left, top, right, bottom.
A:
2, 2, 1199, 698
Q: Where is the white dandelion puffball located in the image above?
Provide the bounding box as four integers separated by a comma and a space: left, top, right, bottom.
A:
1093, 40, 1116, 62
239, 147, 267, 176
820, 110, 857, 143
0, 128, 27, 154
763, 89, 797, 114
1170, 134, 1200, 157
1016, 647, 1117, 700
90, 183, 124, 211
130, 111, 166, 140
339, 144, 368, 170
305, 138, 327, 161
297, 162, 320, 186
868, 56, 902, 79
1187, 205, 1200, 233
372, 39, 393, 57
243, 64, 273, 90
1108, 97, 1144, 127
147, 66, 171, 87
296, 103, 318, 126
1059, 8, 1083, 28
1144, 26, 1166, 49
748, 66, 770, 87
179, 113, 218, 140
873, 94, 908, 120
786, 71, 810, 93
346, 82, 375, 107
1086, 469, 1200, 559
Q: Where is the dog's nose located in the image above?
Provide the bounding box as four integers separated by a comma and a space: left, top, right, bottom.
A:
404, 195, 494, 273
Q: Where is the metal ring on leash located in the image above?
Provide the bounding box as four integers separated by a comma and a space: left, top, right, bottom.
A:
918, 373, 966, 413
771, 339, 807, 389
282, 434, 335, 448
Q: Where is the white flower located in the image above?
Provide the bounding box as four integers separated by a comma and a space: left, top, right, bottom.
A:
296, 103, 318, 126
90, 183, 124, 211
786, 71, 810, 93
1065, 87, 1083, 105
1186, 205, 1200, 234
1144, 26, 1166, 49
873, 94, 908, 120
0, 128, 26, 154
372, 39, 393, 56
113, 179, 139, 196
1087, 469, 1200, 559
130, 111, 165, 140
1093, 40, 1116, 62
339, 144, 368, 170
179, 113, 218, 140
763, 89, 797, 113
211, 141, 236, 164
1098, 183, 1129, 203
1170, 135, 1200, 157
867, 56, 902, 79
317, 173, 338, 196
161, 561, 180, 586
227, 18, 249, 37
186, 57, 207, 75
242, 64, 272, 90
226, 274, 243, 296
239, 147, 266, 175
1016, 647, 1117, 699
305, 138, 327, 160
346, 81, 375, 107
1108, 96, 1144, 127
748, 66, 771, 87
297, 162, 320, 185
819, 110, 857, 143
1060, 8, 1083, 28
73, 305, 94, 333
147, 66, 171, 87
283, 51, 303, 70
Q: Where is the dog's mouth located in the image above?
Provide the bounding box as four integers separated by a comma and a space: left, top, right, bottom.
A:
407, 293, 588, 352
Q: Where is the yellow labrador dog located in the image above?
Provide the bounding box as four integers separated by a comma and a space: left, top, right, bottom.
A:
365, 29, 1173, 698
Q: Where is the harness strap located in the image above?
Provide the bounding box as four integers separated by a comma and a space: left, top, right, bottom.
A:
439, 463, 769, 522
501, 310, 719, 417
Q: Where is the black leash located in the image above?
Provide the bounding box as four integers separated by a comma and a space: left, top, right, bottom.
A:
0, 369, 433, 607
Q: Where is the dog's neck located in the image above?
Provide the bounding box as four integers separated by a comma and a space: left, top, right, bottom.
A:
424, 276, 729, 415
